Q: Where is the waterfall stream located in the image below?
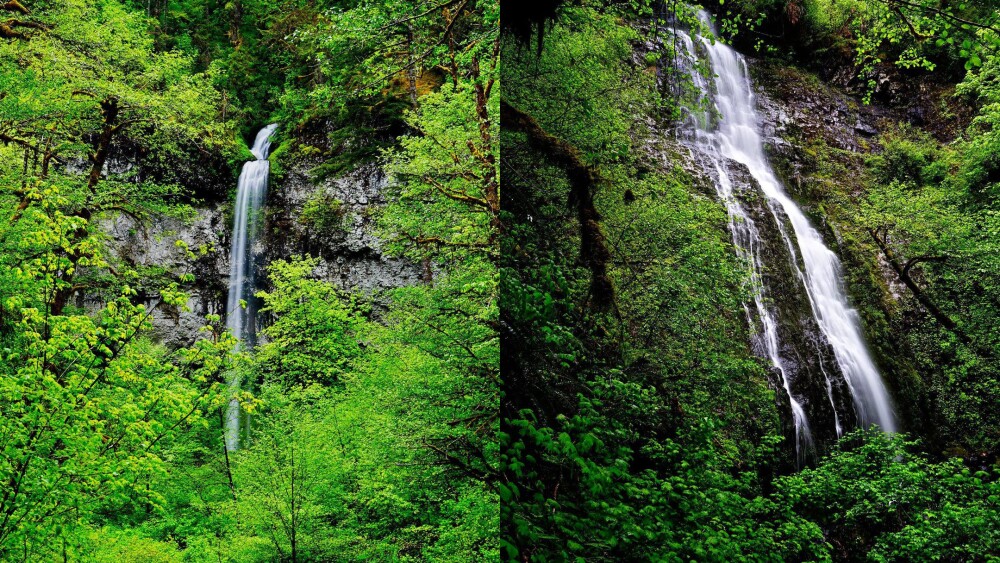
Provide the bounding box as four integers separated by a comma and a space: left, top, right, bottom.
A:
225, 123, 278, 452
676, 13, 896, 460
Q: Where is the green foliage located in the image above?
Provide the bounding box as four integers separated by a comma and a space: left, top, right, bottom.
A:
383, 76, 499, 262
255, 256, 364, 388
727, 0, 1000, 101
71, 527, 184, 562
221, 252, 498, 560
504, 6, 651, 164
79, 1, 505, 559
871, 129, 946, 186
0, 1, 241, 557
0, 274, 230, 556
306, 96, 411, 181
775, 430, 1000, 561
503, 2, 1000, 561
298, 192, 346, 233
232, 385, 344, 561
0, 0, 500, 560
857, 119, 1000, 454
501, 2, 808, 559
503, 395, 827, 561
957, 47, 1000, 199
11, 0, 1000, 561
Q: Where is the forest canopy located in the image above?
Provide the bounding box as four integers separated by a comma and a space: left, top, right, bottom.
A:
0, 0, 998, 561
502, 0, 1000, 560
0, 0, 497, 560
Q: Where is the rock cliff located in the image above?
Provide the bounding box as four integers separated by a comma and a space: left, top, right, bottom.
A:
99, 147, 420, 347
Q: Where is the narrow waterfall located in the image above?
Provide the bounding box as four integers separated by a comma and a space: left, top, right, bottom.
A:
675, 13, 896, 460
225, 123, 278, 452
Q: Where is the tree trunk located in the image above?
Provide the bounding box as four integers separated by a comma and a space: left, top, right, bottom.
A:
501, 101, 614, 308
51, 97, 119, 316
868, 228, 969, 343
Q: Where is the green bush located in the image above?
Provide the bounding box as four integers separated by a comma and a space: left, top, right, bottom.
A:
299, 192, 347, 234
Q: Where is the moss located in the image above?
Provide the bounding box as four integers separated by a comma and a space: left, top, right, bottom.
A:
267, 137, 293, 180
299, 192, 347, 235
776, 129, 926, 433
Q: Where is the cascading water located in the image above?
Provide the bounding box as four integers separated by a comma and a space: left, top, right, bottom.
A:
225, 123, 278, 452
675, 13, 896, 460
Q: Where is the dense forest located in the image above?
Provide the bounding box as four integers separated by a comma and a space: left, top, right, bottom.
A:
0, 0, 496, 560
502, 0, 1000, 561
0, 0, 997, 561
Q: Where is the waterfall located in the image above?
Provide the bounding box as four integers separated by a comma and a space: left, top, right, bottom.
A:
225, 123, 278, 452
675, 13, 896, 459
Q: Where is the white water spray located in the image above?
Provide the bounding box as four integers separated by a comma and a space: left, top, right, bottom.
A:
677, 13, 896, 457
225, 123, 278, 452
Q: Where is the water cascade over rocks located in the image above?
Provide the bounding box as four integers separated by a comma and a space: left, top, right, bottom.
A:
675, 13, 896, 463
225, 123, 278, 452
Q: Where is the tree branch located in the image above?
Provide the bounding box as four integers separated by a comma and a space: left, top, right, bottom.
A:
902, 254, 948, 276
868, 227, 968, 343
888, 0, 1000, 36
0, 2, 28, 15
501, 101, 614, 309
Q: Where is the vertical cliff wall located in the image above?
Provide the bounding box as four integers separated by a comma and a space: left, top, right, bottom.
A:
99, 131, 420, 347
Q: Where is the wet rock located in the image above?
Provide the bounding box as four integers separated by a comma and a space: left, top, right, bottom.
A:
906, 104, 928, 126
99, 206, 229, 348
751, 60, 939, 435
725, 159, 858, 448
263, 161, 423, 295
757, 76, 875, 152
854, 119, 878, 137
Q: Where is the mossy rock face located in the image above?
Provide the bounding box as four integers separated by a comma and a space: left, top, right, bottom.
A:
261, 158, 423, 298
751, 60, 927, 434
724, 159, 857, 453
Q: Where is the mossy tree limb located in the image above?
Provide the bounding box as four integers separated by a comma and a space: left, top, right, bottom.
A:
867, 226, 969, 344
0, 1, 48, 40
500, 100, 613, 309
